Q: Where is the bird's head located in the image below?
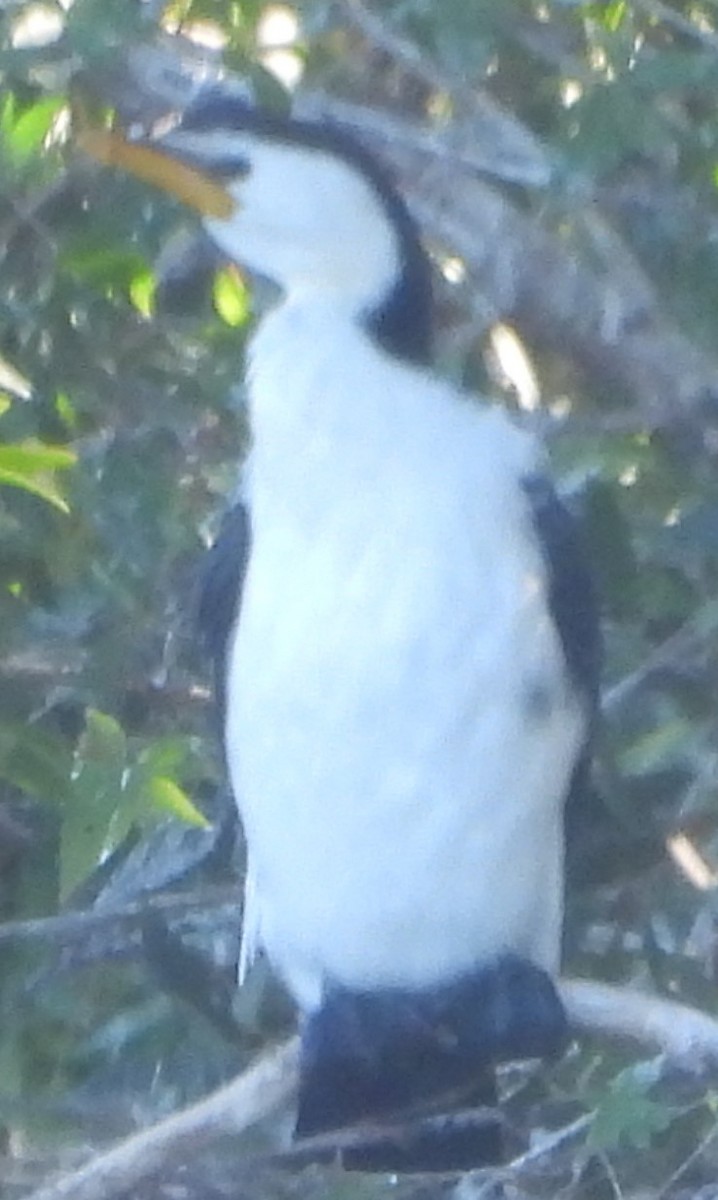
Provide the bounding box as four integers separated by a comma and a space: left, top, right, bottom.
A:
82, 88, 431, 354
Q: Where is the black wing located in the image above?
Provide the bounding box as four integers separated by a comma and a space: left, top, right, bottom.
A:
197, 499, 251, 724
522, 474, 601, 712
525, 477, 667, 896
522, 474, 603, 884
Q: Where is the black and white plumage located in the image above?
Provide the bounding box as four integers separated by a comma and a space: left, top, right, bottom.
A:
121, 89, 600, 1170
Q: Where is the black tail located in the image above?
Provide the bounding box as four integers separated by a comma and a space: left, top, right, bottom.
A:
294, 955, 567, 1172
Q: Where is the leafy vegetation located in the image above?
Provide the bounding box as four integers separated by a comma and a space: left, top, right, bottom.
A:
3, 1, 718, 1196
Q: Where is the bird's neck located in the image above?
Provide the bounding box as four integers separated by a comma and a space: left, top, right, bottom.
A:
245, 293, 425, 518
248, 294, 390, 438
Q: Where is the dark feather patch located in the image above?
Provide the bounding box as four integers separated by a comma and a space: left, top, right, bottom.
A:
197, 500, 251, 723
295, 956, 567, 1171
523, 474, 601, 708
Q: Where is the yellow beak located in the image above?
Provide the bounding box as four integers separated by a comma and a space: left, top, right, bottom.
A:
77, 127, 236, 219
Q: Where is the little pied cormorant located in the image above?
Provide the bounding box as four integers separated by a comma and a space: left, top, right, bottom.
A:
84, 88, 600, 1172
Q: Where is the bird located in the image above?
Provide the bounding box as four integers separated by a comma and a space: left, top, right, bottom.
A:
83, 87, 600, 1171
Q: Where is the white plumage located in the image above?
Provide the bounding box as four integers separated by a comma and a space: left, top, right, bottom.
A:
228, 299, 585, 1009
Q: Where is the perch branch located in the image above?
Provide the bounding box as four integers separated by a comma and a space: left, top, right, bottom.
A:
23, 980, 718, 1200
0, 885, 238, 947
23, 1038, 300, 1200
562, 979, 718, 1068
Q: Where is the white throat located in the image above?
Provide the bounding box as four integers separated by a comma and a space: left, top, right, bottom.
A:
202, 140, 403, 312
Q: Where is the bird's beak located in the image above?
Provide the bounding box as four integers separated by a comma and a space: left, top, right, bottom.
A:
77, 127, 236, 219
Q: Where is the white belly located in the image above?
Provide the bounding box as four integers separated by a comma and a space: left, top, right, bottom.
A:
225, 433, 585, 1010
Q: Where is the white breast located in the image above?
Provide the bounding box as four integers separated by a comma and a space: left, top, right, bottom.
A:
225, 300, 586, 1011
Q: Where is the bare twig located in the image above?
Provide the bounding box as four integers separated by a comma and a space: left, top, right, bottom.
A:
24, 1038, 301, 1200
654, 1117, 718, 1199
562, 979, 718, 1068
299, 90, 552, 187
0, 176, 71, 262
510, 1112, 594, 1170
340, 0, 553, 188
633, 0, 718, 54
341, 0, 460, 96
0, 885, 238, 947
602, 617, 711, 714
260, 1103, 505, 1171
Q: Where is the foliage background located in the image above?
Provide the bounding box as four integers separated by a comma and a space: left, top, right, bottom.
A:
3, 0, 718, 1195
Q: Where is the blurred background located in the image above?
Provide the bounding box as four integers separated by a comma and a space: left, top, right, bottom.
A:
3, 1, 718, 1195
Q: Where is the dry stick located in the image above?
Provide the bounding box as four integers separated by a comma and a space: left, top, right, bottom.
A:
340, 0, 552, 188
24, 1038, 301, 1200
23, 980, 718, 1200
0, 886, 239, 947
342, 0, 460, 97
563, 979, 718, 1066
632, 0, 718, 54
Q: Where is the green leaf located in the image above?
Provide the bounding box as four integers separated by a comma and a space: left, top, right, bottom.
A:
78, 709, 127, 766
54, 391, 77, 430
0, 724, 73, 806
588, 1066, 674, 1151
0, 466, 70, 511
59, 709, 129, 900
146, 776, 210, 828
213, 267, 250, 327
129, 269, 156, 318
136, 737, 194, 778
61, 243, 151, 290
0, 440, 76, 511
6, 95, 65, 165
0, 441, 76, 473
620, 718, 695, 776
592, 0, 627, 32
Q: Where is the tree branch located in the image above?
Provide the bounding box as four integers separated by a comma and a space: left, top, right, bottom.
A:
0, 886, 238, 947
24, 1039, 301, 1200
562, 979, 718, 1067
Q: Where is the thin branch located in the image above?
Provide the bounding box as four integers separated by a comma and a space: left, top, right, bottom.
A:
633, 0, 718, 54
510, 1112, 593, 1171
341, 0, 460, 96
0, 885, 238, 947
302, 60, 552, 188
602, 618, 710, 714
562, 979, 718, 1068
259, 1104, 506, 1171
654, 1117, 718, 1199
24, 1038, 300, 1200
